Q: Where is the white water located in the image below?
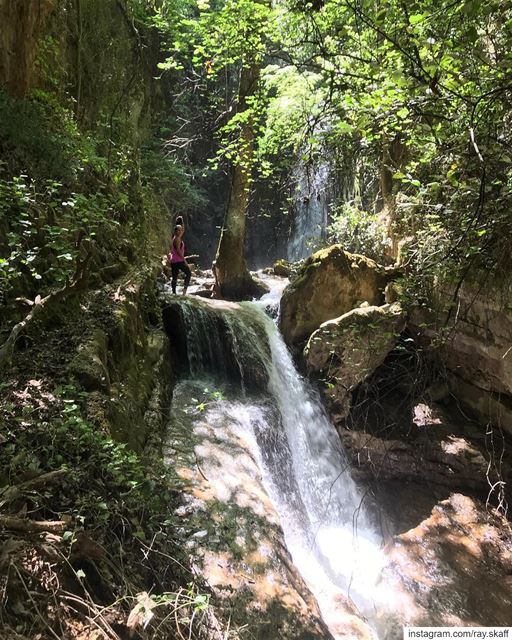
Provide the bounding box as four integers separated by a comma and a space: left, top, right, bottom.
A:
246, 303, 386, 632
288, 161, 331, 262
170, 280, 392, 636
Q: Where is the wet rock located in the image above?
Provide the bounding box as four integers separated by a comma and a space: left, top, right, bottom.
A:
381, 494, 512, 627
167, 380, 352, 640
305, 303, 405, 419
279, 245, 390, 348
162, 296, 270, 391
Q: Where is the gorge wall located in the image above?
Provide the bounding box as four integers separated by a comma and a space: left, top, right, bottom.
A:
412, 281, 512, 436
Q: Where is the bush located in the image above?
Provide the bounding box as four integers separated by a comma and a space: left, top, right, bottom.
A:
327, 202, 390, 262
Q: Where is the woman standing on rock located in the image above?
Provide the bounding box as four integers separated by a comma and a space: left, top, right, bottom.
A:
169, 216, 191, 295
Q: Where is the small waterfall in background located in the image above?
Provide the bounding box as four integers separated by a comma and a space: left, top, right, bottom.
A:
288, 160, 332, 262
166, 285, 390, 637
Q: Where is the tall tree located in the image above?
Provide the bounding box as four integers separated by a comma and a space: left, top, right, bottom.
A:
213, 61, 267, 299
156, 0, 273, 299
209, 0, 272, 299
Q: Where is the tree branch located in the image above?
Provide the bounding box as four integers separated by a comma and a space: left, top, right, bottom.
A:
0, 253, 92, 370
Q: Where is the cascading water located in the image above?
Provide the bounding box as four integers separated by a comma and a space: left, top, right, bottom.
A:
165, 281, 391, 638
288, 161, 332, 262
241, 302, 387, 634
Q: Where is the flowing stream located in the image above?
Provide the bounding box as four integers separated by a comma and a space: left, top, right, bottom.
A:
167, 279, 391, 637
164, 274, 512, 637
252, 290, 386, 625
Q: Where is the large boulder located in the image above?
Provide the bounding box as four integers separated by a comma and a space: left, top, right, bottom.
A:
279, 245, 390, 348
305, 303, 405, 419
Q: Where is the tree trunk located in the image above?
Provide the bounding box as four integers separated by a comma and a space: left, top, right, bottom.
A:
213, 63, 268, 301
376, 135, 408, 261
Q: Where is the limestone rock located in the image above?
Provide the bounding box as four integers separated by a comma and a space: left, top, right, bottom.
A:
411, 282, 512, 434
162, 296, 270, 391
168, 380, 365, 640
340, 428, 497, 493
381, 494, 512, 628
279, 245, 389, 348
305, 303, 405, 419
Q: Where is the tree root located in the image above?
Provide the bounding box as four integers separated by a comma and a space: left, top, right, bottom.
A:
0, 468, 69, 507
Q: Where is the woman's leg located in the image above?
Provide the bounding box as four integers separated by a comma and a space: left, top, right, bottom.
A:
171, 263, 180, 294
181, 262, 192, 294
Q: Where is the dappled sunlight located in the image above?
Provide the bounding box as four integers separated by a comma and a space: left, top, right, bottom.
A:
165, 292, 512, 638
196, 297, 240, 311
381, 494, 512, 628
167, 379, 333, 636
441, 435, 477, 458
412, 402, 442, 427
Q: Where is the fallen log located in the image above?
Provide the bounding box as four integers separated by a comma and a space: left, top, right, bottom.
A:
0, 468, 69, 507
0, 516, 69, 534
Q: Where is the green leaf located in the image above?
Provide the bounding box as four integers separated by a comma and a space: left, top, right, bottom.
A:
409, 13, 426, 25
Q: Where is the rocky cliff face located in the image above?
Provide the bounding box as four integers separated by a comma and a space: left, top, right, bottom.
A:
0, 0, 162, 141
281, 241, 512, 435
412, 281, 512, 435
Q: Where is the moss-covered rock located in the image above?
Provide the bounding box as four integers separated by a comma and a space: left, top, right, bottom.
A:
305, 302, 406, 420
69, 328, 110, 392
70, 273, 173, 453
279, 245, 390, 348
162, 296, 270, 392
272, 258, 300, 278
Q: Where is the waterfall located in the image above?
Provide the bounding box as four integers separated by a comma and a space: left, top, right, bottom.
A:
166, 288, 388, 637
288, 161, 331, 262
247, 304, 386, 627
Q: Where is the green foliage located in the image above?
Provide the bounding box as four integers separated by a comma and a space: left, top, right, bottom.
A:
0, 84, 200, 313
255, 66, 325, 176
141, 142, 206, 214
280, 0, 512, 281
328, 203, 390, 261
0, 380, 182, 538
156, 0, 274, 72
0, 372, 218, 637
0, 173, 120, 301
0, 88, 87, 181
147, 0, 512, 288
191, 385, 225, 412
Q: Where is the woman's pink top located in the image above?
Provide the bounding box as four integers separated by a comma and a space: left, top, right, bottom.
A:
170, 236, 185, 263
